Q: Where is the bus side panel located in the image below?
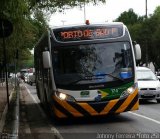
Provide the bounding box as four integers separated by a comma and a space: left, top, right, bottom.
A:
34, 34, 50, 106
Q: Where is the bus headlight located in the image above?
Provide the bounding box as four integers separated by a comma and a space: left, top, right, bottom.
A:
59, 93, 67, 100
56, 91, 76, 102
120, 83, 137, 98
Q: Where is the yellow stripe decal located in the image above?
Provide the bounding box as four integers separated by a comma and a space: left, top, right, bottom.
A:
131, 100, 139, 111
53, 96, 83, 117
116, 90, 138, 113
100, 99, 118, 114
52, 90, 139, 117
78, 103, 98, 116
53, 107, 67, 118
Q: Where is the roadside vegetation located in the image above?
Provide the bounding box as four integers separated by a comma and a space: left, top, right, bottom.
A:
0, 1, 160, 71
0, 0, 105, 72
115, 7, 160, 70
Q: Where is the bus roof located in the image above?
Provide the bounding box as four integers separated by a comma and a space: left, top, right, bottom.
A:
34, 22, 127, 48
51, 22, 125, 42
50, 22, 124, 30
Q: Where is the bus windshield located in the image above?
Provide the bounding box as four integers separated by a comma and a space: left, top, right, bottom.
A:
52, 42, 133, 86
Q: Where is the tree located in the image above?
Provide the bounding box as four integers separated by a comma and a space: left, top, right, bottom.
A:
0, 0, 106, 71
115, 6, 160, 70
29, 0, 106, 12
149, 6, 160, 70
115, 9, 140, 25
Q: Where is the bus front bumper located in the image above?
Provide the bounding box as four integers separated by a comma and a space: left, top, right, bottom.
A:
52, 90, 139, 118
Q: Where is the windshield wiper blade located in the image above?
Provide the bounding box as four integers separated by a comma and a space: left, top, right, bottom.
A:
104, 73, 124, 81
68, 76, 104, 85
68, 73, 124, 85
86, 73, 124, 82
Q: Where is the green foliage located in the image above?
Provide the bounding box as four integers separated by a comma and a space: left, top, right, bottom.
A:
149, 7, 160, 69
115, 9, 139, 25
115, 7, 160, 70
0, 0, 159, 71
0, 0, 106, 71
29, 0, 106, 12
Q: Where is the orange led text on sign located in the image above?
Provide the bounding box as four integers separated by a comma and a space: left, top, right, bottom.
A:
61, 30, 92, 39
60, 28, 117, 39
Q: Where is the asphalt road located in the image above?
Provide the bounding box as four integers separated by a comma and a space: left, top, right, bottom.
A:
19, 83, 160, 139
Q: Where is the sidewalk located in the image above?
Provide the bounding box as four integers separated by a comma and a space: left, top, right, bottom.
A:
0, 81, 18, 139
0, 82, 14, 127
0, 82, 60, 139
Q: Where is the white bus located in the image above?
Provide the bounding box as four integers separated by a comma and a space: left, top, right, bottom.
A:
34, 22, 141, 118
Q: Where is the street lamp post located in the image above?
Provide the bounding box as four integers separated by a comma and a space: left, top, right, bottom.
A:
145, 0, 148, 18
145, 0, 148, 67
84, 1, 86, 22
61, 20, 66, 25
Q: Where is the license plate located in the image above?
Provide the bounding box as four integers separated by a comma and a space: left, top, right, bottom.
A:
80, 91, 90, 97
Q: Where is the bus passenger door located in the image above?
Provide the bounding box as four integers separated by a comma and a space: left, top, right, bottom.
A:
42, 51, 53, 107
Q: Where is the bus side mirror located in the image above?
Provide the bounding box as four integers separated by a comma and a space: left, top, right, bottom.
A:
43, 51, 51, 68
134, 44, 141, 60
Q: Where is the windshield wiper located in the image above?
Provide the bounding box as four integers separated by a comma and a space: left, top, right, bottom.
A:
68, 73, 124, 85
105, 73, 124, 81
86, 73, 124, 82
68, 76, 105, 85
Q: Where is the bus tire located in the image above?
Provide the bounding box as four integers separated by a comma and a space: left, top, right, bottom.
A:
36, 83, 40, 99
43, 90, 50, 115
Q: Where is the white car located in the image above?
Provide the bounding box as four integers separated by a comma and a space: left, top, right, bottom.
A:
136, 67, 160, 103
24, 73, 33, 83
28, 73, 35, 86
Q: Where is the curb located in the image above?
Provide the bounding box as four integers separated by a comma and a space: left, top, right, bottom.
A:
0, 85, 19, 139
0, 88, 15, 132
12, 86, 19, 137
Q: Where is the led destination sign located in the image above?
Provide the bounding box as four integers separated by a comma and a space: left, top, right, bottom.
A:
61, 28, 116, 39
53, 26, 123, 42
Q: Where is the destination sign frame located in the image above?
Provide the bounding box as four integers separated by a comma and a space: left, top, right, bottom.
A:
53, 25, 123, 42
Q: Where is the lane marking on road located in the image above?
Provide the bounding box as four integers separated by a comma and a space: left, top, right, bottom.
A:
20, 84, 31, 134
25, 85, 46, 118
129, 112, 160, 125
24, 85, 63, 139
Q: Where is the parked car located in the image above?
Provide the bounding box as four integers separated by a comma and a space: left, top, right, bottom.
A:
28, 72, 35, 86
20, 69, 28, 81
136, 67, 160, 103
24, 73, 33, 83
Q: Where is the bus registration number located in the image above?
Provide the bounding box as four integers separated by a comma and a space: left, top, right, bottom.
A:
80, 91, 90, 97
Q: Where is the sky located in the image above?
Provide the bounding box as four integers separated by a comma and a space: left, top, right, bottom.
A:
49, 0, 160, 26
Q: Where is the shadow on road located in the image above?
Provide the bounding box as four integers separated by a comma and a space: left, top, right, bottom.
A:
50, 113, 133, 126
139, 99, 158, 105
